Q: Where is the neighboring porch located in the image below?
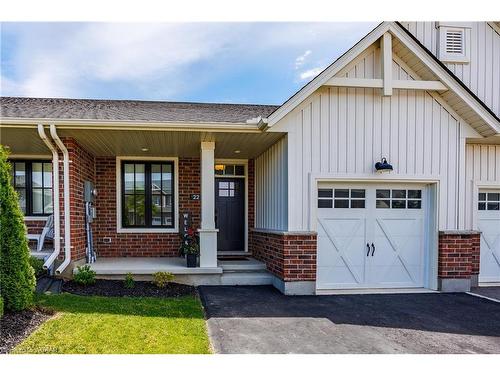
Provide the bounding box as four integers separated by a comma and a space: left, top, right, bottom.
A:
83, 256, 273, 286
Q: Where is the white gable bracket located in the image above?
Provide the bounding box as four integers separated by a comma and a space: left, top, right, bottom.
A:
381, 32, 392, 96
324, 77, 447, 91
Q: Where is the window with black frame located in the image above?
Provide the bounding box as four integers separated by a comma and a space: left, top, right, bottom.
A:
10, 160, 53, 216
122, 161, 174, 228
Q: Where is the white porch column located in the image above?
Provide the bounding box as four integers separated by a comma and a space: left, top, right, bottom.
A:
199, 141, 218, 268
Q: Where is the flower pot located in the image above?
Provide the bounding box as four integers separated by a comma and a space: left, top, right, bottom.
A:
186, 253, 198, 268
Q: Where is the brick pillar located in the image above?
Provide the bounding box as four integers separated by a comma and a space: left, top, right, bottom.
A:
438, 230, 481, 292
250, 229, 317, 295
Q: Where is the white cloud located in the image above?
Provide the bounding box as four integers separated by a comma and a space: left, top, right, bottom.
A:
299, 66, 325, 81
295, 50, 311, 69
1, 22, 378, 100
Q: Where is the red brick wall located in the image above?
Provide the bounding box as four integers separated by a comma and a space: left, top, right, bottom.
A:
63, 138, 96, 261
250, 230, 317, 281
178, 158, 201, 229
93, 157, 201, 257
25, 220, 47, 234
438, 232, 481, 279
471, 233, 481, 276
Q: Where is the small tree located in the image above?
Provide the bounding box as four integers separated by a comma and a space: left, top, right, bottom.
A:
0, 146, 36, 311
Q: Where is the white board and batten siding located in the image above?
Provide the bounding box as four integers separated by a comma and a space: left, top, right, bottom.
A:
267, 44, 480, 232
403, 22, 500, 118
464, 144, 500, 228
254, 135, 288, 230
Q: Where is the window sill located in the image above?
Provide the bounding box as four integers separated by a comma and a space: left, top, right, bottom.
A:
440, 56, 470, 64
116, 227, 179, 234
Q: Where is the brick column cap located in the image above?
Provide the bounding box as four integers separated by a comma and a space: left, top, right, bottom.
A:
251, 228, 317, 236
439, 230, 481, 235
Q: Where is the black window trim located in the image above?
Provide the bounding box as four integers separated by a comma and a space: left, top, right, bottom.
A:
9, 159, 53, 217
121, 160, 176, 229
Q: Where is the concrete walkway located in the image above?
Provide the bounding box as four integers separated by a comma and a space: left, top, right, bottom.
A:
470, 286, 500, 301
199, 285, 500, 354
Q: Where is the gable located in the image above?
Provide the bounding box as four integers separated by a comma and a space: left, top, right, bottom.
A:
267, 22, 500, 137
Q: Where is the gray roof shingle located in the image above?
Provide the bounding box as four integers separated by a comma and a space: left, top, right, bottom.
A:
0, 97, 280, 124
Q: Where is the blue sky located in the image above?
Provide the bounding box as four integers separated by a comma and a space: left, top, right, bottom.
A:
1, 22, 378, 105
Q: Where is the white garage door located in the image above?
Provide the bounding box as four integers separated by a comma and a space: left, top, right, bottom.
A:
317, 183, 427, 290
478, 190, 500, 283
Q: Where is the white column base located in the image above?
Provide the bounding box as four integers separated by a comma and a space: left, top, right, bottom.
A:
198, 228, 219, 268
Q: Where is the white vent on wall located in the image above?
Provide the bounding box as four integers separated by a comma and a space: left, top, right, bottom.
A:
438, 25, 470, 63
445, 29, 464, 54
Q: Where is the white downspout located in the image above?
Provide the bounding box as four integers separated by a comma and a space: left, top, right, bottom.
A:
37, 124, 61, 270
50, 124, 71, 275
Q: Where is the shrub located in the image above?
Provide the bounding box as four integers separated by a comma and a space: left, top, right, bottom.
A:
73, 265, 96, 286
124, 273, 135, 289
152, 272, 174, 288
29, 256, 46, 278
0, 146, 36, 311
0, 297, 4, 318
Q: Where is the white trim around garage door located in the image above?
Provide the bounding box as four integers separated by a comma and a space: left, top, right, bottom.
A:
116, 156, 179, 234
471, 180, 500, 231
309, 173, 441, 291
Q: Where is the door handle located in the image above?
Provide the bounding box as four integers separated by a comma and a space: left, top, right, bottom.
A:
371, 243, 375, 256
366, 243, 370, 256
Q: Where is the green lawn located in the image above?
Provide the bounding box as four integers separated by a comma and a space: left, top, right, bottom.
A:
13, 293, 211, 354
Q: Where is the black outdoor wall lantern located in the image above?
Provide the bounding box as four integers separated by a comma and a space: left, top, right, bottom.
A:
375, 157, 393, 173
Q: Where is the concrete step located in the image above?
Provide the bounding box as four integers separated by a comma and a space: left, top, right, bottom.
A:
220, 271, 273, 286
219, 258, 267, 273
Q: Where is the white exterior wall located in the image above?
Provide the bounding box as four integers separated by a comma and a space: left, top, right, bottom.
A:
464, 144, 500, 229
403, 22, 500, 118
270, 45, 480, 232
254, 135, 288, 230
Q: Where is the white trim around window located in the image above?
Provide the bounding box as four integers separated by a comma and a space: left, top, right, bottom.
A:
116, 156, 179, 233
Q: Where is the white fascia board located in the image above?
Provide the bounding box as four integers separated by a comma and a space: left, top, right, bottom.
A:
0, 118, 262, 133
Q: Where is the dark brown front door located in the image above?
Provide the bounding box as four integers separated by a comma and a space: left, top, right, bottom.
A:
215, 178, 245, 251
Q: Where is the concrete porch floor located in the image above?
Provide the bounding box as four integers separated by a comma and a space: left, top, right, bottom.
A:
86, 257, 223, 275
82, 256, 272, 286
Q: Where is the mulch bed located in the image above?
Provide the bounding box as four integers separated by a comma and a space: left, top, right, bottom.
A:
62, 279, 196, 298
0, 307, 54, 354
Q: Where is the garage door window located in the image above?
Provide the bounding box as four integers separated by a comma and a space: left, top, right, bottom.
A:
376, 189, 422, 209
478, 192, 500, 211
318, 188, 365, 208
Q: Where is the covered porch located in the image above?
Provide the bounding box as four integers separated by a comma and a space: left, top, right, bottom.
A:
1, 121, 284, 278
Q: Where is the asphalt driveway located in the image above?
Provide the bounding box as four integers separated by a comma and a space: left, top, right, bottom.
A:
199, 286, 500, 354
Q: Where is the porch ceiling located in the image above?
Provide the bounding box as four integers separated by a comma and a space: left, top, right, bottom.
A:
0, 127, 51, 155
0, 126, 285, 159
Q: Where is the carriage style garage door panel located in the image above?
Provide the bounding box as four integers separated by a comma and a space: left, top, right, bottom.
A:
317, 183, 427, 290
478, 189, 500, 283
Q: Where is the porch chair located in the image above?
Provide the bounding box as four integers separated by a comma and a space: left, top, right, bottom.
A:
27, 214, 54, 252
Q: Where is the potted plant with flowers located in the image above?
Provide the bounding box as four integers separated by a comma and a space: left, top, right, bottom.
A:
179, 227, 200, 268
